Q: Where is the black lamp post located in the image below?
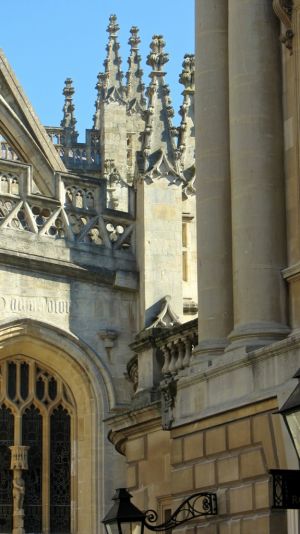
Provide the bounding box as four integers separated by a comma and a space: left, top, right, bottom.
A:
102, 488, 217, 534
278, 369, 300, 462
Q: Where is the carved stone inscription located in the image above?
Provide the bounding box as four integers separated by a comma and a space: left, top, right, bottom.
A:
0, 296, 70, 315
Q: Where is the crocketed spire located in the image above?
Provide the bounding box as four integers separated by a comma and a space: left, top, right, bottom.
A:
60, 78, 78, 144
142, 35, 179, 179
126, 26, 145, 108
103, 14, 123, 92
93, 15, 125, 128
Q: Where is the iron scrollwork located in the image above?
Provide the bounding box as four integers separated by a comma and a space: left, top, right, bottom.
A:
144, 492, 218, 531
273, 0, 294, 53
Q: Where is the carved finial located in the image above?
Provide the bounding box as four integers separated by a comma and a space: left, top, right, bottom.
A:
179, 54, 195, 92
107, 14, 119, 37
60, 78, 78, 144
126, 26, 145, 107
178, 54, 195, 174
129, 26, 140, 50
61, 78, 77, 130
93, 72, 107, 128
147, 35, 169, 74
104, 14, 123, 90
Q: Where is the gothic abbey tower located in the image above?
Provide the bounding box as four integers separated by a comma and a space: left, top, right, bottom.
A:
0, 15, 196, 534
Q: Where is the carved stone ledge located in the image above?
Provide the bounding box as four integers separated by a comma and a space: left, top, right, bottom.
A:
273, 0, 294, 53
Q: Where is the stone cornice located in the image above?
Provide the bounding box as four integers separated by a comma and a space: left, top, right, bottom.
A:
106, 402, 161, 454
0, 245, 138, 290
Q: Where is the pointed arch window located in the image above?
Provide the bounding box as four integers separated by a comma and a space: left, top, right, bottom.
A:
0, 358, 74, 533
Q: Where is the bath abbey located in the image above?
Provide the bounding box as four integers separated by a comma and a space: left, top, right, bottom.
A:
2, 1, 300, 533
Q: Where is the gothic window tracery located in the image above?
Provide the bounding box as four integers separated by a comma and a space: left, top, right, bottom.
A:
0, 358, 74, 534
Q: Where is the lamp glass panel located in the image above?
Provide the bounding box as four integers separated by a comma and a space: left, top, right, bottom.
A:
286, 412, 300, 458
121, 521, 143, 534
105, 523, 121, 534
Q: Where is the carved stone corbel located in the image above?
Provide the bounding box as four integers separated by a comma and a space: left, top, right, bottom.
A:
160, 375, 177, 430
273, 0, 294, 53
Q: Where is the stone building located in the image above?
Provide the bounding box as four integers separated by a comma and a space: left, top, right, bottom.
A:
107, 2, 300, 534
0, 14, 196, 534
2, 2, 300, 534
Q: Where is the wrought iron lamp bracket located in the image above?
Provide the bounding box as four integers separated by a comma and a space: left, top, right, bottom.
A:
144, 492, 218, 531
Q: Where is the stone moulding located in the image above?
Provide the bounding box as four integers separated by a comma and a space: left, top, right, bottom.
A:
273, 0, 294, 53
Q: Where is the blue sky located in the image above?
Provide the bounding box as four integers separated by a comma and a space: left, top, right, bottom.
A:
1, 0, 194, 140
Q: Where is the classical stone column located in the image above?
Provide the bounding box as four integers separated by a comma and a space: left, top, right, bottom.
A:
10, 445, 29, 534
228, 0, 289, 349
195, 0, 233, 356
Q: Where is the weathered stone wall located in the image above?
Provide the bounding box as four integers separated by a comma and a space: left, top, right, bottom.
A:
115, 397, 287, 534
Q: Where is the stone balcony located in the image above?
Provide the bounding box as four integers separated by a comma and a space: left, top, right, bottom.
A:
127, 317, 198, 426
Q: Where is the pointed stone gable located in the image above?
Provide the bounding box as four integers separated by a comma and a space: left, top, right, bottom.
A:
0, 50, 66, 197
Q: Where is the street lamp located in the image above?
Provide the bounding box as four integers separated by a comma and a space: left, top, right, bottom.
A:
278, 369, 300, 461
102, 488, 217, 534
102, 489, 146, 534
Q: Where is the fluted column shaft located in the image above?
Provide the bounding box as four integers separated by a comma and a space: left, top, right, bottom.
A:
228, 0, 288, 348
195, 0, 233, 355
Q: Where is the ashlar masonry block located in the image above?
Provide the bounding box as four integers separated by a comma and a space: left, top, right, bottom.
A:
127, 464, 137, 489
194, 460, 216, 489
252, 413, 276, 468
126, 437, 145, 462
205, 426, 226, 455
183, 432, 204, 461
217, 456, 239, 484
254, 479, 270, 509
242, 515, 269, 534
171, 438, 183, 465
240, 449, 266, 479
228, 419, 251, 450
196, 524, 217, 534
171, 466, 194, 493
229, 484, 253, 514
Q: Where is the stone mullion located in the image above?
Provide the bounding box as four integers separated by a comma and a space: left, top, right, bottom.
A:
14, 414, 22, 446
70, 412, 77, 534
43, 411, 50, 534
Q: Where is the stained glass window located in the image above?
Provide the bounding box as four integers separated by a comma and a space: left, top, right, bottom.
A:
0, 405, 14, 533
22, 405, 43, 533
50, 406, 71, 533
0, 359, 73, 533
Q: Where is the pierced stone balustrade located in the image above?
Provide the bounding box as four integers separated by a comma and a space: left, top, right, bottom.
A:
0, 140, 19, 162
0, 159, 136, 253
46, 127, 101, 171
158, 319, 197, 377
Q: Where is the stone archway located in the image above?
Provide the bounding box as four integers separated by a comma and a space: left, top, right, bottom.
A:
0, 318, 117, 534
